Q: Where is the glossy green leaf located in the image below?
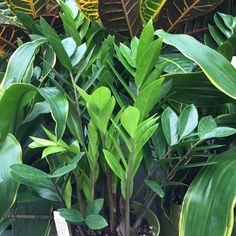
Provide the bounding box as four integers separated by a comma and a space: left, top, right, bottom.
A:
38, 87, 69, 141
121, 106, 140, 138
1, 39, 45, 89
179, 148, 236, 236
145, 179, 164, 198
10, 164, 53, 189
23, 101, 50, 124
40, 18, 72, 70
42, 146, 67, 158
162, 107, 179, 146
179, 105, 198, 139
0, 84, 37, 143
135, 38, 162, 88
86, 199, 104, 215
50, 164, 77, 178
156, 31, 236, 99
0, 134, 22, 221
134, 78, 164, 120
136, 20, 154, 66
103, 150, 125, 182
58, 208, 84, 224
85, 214, 108, 230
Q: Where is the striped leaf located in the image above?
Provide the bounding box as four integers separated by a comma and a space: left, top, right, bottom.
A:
0, 134, 22, 221
6, 0, 47, 18
0, 1, 16, 23
180, 148, 236, 236
98, 0, 142, 38
155, 0, 224, 32
140, 0, 167, 23
76, 0, 99, 22
0, 23, 29, 56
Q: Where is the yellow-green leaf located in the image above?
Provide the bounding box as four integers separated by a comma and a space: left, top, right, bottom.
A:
75, 0, 99, 22
140, 0, 167, 23
6, 0, 47, 18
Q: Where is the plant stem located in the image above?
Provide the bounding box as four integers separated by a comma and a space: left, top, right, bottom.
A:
6, 214, 53, 220
133, 141, 201, 231
131, 148, 172, 203
125, 142, 134, 236
69, 71, 85, 144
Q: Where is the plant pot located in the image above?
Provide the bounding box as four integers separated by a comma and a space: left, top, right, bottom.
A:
132, 201, 160, 236
156, 204, 181, 236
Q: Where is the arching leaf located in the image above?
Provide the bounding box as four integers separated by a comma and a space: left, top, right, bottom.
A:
0, 84, 37, 143
155, 0, 224, 32
180, 148, 236, 236
76, 0, 99, 22
98, 0, 142, 38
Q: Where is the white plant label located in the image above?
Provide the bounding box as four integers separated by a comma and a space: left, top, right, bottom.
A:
53, 211, 70, 236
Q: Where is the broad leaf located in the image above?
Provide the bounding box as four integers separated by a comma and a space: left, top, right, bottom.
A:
145, 179, 164, 198
179, 105, 198, 138
6, 0, 47, 18
0, 134, 22, 221
179, 148, 236, 236
155, 0, 224, 32
98, 0, 142, 38
156, 31, 236, 100
121, 106, 140, 138
161, 107, 179, 146
134, 78, 163, 120
1, 39, 45, 89
75, 0, 99, 22
85, 214, 108, 230
135, 38, 162, 87
0, 84, 37, 143
86, 199, 104, 215
59, 208, 84, 224
10, 164, 53, 189
103, 150, 125, 182
38, 87, 69, 141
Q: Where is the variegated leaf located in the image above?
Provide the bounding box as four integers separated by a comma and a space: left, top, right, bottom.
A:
76, 0, 99, 22
98, 0, 142, 38
140, 0, 167, 23
155, 0, 224, 32
0, 23, 29, 56
6, 0, 47, 18
0, 0, 16, 23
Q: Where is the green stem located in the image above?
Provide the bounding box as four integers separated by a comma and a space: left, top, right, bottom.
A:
125, 142, 134, 236
133, 141, 201, 231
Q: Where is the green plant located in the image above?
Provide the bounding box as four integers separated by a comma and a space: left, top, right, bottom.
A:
0, 2, 236, 236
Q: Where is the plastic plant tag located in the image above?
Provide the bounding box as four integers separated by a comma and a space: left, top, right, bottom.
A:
53, 211, 71, 236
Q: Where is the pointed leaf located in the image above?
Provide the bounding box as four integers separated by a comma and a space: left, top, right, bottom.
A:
179, 105, 198, 139
121, 106, 140, 138
39, 87, 69, 141
162, 107, 179, 146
